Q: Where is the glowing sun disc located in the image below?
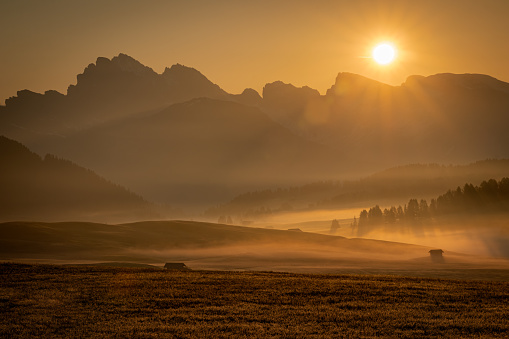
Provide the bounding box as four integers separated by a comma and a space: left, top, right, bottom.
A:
373, 43, 396, 65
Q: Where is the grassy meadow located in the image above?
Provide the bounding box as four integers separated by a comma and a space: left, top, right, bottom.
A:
1, 263, 509, 338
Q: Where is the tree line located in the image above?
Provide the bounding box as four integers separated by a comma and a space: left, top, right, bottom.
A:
205, 160, 509, 219
354, 178, 509, 228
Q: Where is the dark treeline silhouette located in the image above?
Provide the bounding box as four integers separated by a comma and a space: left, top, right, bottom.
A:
0, 136, 157, 222
355, 178, 509, 229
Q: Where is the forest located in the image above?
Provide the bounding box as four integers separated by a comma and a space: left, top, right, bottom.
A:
205, 160, 509, 219
354, 178, 509, 230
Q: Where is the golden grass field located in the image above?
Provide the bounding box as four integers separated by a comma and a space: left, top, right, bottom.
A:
1, 263, 509, 338
2, 220, 509, 337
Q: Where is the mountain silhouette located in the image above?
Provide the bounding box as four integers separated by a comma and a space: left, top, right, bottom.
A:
1, 54, 509, 211
0, 54, 230, 153
263, 72, 509, 169
0, 136, 157, 222
49, 98, 343, 209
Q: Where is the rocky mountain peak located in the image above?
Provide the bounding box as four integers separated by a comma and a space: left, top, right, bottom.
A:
162, 63, 209, 83
110, 53, 157, 77
326, 72, 392, 97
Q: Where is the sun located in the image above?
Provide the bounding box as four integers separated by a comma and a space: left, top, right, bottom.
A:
372, 43, 396, 65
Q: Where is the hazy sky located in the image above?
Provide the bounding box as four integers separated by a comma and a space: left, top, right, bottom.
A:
1, 0, 509, 104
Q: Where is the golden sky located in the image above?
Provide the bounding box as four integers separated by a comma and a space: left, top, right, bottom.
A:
1, 0, 509, 103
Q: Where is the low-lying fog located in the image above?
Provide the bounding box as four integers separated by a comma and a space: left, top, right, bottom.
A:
2, 217, 508, 279
250, 209, 509, 259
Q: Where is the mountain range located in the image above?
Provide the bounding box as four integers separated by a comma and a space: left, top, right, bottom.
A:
263, 72, 509, 167
1, 53, 509, 212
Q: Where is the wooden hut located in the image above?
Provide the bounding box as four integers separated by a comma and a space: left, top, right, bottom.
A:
164, 263, 191, 271
429, 249, 444, 262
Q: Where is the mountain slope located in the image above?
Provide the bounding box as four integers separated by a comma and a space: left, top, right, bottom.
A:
0, 136, 156, 222
263, 72, 509, 169
52, 98, 344, 208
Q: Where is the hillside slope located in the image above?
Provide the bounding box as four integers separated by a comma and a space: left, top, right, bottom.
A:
0, 136, 156, 222
3, 220, 509, 276
51, 98, 343, 207
0, 220, 431, 262
263, 73, 509, 169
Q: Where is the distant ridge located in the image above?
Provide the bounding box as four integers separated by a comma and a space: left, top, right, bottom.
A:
206, 159, 509, 217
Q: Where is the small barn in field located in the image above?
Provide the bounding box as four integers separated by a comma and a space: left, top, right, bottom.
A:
429, 249, 444, 257
164, 263, 191, 271
429, 249, 444, 262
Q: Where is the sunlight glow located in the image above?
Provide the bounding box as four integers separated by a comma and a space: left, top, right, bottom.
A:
372, 43, 396, 65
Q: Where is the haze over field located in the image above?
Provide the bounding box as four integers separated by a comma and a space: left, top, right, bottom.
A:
2, 220, 508, 280
1, 1, 509, 279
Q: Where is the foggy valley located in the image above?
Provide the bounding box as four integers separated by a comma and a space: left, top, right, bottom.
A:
1, 54, 509, 279
2, 1, 509, 336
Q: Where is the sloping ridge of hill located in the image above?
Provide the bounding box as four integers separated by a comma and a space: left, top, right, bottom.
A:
0, 136, 157, 222
52, 97, 344, 207
0, 220, 431, 262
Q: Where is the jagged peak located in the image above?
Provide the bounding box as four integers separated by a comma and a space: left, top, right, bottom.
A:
109, 53, 157, 76
162, 63, 208, 80
161, 63, 226, 97
326, 72, 393, 97
263, 81, 320, 96
67, 54, 158, 95
80, 54, 157, 77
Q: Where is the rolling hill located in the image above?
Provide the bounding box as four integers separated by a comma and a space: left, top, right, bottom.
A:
0, 219, 439, 264
2, 220, 508, 277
